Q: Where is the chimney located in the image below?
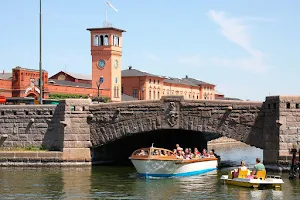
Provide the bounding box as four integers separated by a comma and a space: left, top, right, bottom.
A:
129, 66, 132, 70
185, 75, 188, 78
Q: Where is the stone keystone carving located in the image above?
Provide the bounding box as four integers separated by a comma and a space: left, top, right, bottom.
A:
166, 102, 178, 127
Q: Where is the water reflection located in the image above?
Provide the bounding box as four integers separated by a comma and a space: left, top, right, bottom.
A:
0, 144, 300, 199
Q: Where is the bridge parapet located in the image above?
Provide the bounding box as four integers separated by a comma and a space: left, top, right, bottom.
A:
89, 96, 265, 148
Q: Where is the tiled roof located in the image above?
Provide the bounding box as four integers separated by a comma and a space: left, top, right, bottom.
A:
65, 71, 92, 80
182, 77, 213, 86
48, 79, 92, 88
49, 71, 92, 81
0, 73, 12, 80
163, 77, 197, 86
121, 93, 138, 101
122, 68, 161, 78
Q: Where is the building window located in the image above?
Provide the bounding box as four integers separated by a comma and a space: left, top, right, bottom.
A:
121, 85, 124, 94
197, 95, 199, 99
154, 80, 156, 84
94, 35, 99, 46
104, 35, 109, 46
149, 90, 151, 99
115, 77, 118, 83
149, 79, 151, 83
158, 91, 160, 99
158, 80, 160, 84
117, 86, 119, 98
113, 35, 119, 46
287, 102, 290, 109
296, 103, 299, 109
114, 86, 117, 98
141, 90, 144, 100
133, 89, 138, 98
153, 90, 156, 99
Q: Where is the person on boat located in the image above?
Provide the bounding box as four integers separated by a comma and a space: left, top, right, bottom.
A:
250, 158, 265, 177
211, 149, 220, 158
176, 144, 183, 154
193, 148, 201, 159
233, 161, 248, 178
138, 150, 147, 156
208, 151, 215, 158
184, 148, 192, 160
202, 149, 209, 157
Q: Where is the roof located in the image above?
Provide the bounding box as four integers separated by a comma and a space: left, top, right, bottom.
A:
0, 73, 12, 80
48, 79, 92, 88
121, 94, 138, 101
86, 27, 126, 32
215, 90, 224, 95
122, 68, 161, 78
64, 71, 91, 80
182, 77, 213, 86
163, 77, 197, 86
50, 71, 92, 81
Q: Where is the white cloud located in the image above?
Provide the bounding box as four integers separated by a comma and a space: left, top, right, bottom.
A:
203, 10, 269, 74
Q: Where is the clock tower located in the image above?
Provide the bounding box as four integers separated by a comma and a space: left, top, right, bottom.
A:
87, 27, 125, 102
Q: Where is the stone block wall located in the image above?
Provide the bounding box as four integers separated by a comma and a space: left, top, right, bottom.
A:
0, 104, 64, 150
277, 96, 300, 164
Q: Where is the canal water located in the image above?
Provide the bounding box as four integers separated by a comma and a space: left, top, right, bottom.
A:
1, 143, 300, 200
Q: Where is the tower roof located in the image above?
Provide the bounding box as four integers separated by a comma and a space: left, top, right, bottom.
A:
86, 27, 126, 32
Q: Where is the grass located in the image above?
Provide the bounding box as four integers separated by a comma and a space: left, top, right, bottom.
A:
0, 145, 48, 151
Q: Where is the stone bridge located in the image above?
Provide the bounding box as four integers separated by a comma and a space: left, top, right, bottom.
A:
1, 95, 299, 166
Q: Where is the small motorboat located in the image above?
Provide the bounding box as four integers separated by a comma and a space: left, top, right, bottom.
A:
129, 146, 218, 178
220, 169, 284, 189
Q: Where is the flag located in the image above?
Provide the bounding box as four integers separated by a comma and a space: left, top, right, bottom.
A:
106, 0, 118, 12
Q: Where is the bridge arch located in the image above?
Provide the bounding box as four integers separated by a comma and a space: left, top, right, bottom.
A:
88, 96, 265, 150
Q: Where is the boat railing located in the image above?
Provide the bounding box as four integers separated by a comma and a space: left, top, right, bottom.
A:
266, 175, 282, 179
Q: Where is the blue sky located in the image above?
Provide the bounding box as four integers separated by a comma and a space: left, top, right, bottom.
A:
0, 0, 299, 101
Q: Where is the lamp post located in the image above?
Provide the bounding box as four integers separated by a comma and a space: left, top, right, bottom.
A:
96, 77, 104, 103
39, 0, 43, 104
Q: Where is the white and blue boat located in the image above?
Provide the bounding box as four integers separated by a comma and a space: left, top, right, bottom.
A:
129, 146, 218, 178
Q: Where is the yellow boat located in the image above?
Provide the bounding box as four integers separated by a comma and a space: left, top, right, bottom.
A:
220, 169, 284, 189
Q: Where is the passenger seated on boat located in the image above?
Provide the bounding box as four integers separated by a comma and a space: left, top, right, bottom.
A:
209, 151, 215, 158
138, 149, 147, 156
202, 149, 209, 157
176, 144, 183, 154
184, 148, 192, 160
233, 161, 248, 178
163, 150, 169, 156
248, 158, 266, 179
193, 148, 201, 159
177, 151, 185, 159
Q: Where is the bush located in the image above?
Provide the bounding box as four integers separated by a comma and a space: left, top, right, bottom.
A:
49, 93, 89, 99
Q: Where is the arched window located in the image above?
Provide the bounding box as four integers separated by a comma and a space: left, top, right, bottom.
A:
153, 90, 156, 99
149, 90, 152, 100
157, 91, 160, 99
117, 86, 119, 98
114, 86, 117, 98
100, 35, 104, 46
94, 35, 99, 46
104, 35, 109, 46
113, 35, 119, 46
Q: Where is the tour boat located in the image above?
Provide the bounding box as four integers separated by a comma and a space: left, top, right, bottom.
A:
129, 146, 218, 178
220, 169, 284, 189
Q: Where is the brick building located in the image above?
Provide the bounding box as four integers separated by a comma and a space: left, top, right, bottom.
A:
0, 25, 224, 102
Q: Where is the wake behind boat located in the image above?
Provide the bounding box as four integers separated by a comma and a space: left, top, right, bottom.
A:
129, 146, 218, 178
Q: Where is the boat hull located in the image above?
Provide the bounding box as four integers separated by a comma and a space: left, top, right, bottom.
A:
221, 175, 284, 188
131, 159, 218, 178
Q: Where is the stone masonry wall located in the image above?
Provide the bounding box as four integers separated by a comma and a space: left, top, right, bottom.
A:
89, 96, 264, 148
0, 104, 64, 150
277, 96, 300, 164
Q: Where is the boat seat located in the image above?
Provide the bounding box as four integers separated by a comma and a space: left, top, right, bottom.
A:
237, 170, 249, 178
256, 170, 266, 180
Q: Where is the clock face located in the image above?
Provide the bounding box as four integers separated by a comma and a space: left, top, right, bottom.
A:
114, 59, 118, 68
98, 59, 105, 69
